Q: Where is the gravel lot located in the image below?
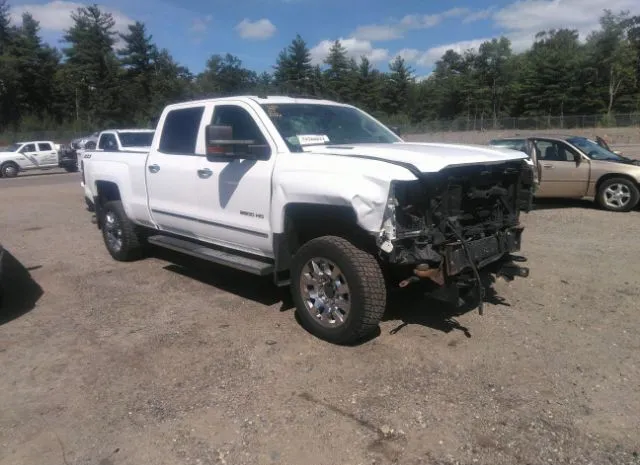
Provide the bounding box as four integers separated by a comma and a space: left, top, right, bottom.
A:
1, 173, 639, 465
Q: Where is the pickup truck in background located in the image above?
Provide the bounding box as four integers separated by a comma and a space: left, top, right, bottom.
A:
0, 140, 60, 178
80, 129, 155, 209
82, 95, 534, 345
94, 129, 155, 152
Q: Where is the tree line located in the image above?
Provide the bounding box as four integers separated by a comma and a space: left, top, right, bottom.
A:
1, 1, 639, 135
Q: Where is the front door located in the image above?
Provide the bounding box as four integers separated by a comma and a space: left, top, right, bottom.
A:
533, 139, 591, 198
146, 104, 209, 239
37, 142, 59, 166
17, 143, 38, 169
192, 101, 277, 257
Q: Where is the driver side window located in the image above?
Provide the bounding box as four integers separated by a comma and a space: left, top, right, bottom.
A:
534, 140, 579, 162
21, 143, 36, 153
211, 105, 268, 145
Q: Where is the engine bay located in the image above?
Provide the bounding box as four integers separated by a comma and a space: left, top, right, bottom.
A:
379, 159, 535, 275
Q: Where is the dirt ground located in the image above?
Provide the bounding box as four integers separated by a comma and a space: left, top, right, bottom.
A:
1, 173, 639, 465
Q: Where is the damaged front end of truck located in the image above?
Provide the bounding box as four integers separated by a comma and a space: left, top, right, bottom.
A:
377, 159, 535, 313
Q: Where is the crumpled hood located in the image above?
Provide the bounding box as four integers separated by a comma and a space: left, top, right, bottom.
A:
303, 142, 528, 173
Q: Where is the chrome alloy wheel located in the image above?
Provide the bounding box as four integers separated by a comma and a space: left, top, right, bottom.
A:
104, 211, 123, 252
604, 183, 632, 209
299, 257, 351, 328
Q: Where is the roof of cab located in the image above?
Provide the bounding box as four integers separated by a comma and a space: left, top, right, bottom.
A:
162, 95, 351, 111
101, 129, 155, 133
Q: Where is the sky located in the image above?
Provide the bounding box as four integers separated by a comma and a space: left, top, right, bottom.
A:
8, 0, 640, 78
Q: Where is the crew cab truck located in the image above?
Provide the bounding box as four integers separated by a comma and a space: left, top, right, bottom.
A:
0, 140, 60, 177
83, 96, 534, 345
80, 129, 155, 210
95, 129, 155, 152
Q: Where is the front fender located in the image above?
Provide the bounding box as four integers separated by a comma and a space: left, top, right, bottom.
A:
271, 171, 395, 235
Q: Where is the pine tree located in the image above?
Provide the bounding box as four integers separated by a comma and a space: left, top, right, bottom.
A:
354, 56, 381, 113
118, 21, 157, 122
9, 13, 60, 122
0, 0, 11, 53
323, 40, 350, 100
273, 34, 313, 94
382, 55, 414, 116
62, 4, 122, 126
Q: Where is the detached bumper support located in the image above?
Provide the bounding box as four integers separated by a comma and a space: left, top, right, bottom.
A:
443, 227, 524, 277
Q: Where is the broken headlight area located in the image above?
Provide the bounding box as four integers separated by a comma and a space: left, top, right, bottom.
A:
378, 159, 533, 308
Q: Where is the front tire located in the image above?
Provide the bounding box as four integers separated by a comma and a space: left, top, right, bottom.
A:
596, 177, 640, 212
1, 162, 19, 178
100, 200, 144, 261
290, 236, 387, 345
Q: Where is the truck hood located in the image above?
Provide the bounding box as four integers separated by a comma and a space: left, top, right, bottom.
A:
0, 151, 18, 157
302, 142, 527, 173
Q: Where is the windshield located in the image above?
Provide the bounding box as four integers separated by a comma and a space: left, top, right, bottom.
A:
567, 137, 623, 161
260, 103, 401, 151
3, 143, 21, 152
119, 132, 154, 147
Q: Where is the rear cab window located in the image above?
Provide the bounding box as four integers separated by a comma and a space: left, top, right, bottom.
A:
38, 142, 53, 151
98, 133, 119, 151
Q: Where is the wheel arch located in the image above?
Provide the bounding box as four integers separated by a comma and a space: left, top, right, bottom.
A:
595, 173, 640, 194
94, 181, 122, 229
273, 203, 379, 280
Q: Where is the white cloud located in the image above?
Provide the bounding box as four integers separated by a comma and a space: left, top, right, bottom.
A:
417, 38, 491, 67
352, 7, 469, 41
462, 7, 495, 24
235, 18, 276, 40
9, 0, 133, 35
393, 48, 421, 63
190, 15, 212, 35
352, 24, 402, 41
310, 37, 389, 65
406, 0, 640, 68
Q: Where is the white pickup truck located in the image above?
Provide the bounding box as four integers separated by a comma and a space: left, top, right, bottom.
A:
82, 96, 534, 344
0, 140, 60, 177
94, 129, 155, 152
80, 129, 155, 209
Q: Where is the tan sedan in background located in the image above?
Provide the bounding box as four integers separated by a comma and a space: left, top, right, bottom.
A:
490, 135, 640, 212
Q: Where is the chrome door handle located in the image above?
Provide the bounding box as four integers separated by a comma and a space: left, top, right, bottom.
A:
148, 164, 160, 173
197, 168, 212, 178
542, 164, 554, 169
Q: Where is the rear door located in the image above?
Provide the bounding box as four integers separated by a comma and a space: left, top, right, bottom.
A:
533, 139, 590, 198
37, 142, 58, 165
146, 104, 210, 239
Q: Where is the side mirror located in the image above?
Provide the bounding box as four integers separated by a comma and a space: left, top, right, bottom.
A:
390, 126, 402, 137
205, 124, 270, 160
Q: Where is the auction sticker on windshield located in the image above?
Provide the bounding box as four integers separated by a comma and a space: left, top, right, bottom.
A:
297, 134, 330, 146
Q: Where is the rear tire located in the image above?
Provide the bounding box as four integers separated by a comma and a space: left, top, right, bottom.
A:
596, 177, 640, 212
100, 200, 144, 261
290, 235, 387, 345
1, 162, 19, 178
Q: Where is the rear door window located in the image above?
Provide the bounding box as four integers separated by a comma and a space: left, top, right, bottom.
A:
159, 106, 205, 155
